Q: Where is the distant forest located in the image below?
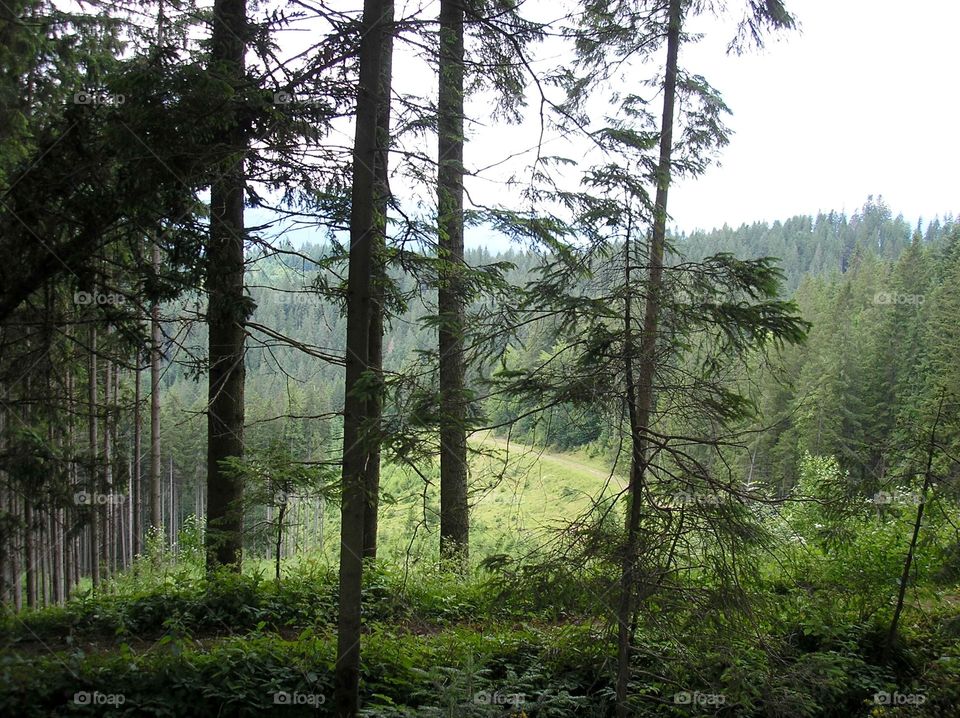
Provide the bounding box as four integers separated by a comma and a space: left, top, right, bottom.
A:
143, 199, 959, 535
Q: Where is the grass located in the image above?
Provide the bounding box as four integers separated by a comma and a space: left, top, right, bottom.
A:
4, 445, 960, 716
4, 557, 960, 717
366, 433, 626, 566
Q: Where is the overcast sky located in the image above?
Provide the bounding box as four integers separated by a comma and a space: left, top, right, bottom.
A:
263, 0, 960, 250
668, 0, 960, 232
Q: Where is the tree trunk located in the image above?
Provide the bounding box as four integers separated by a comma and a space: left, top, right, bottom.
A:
437, 0, 469, 570
41, 510, 49, 606
64, 369, 76, 598
23, 499, 36, 608
88, 325, 100, 588
335, 0, 390, 712
55, 501, 64, 603
169, 456, 175, 548
275, 500, 285, 583
124, 452, 132, 568
0, 410, 6, 607
150, 243, 162, 538
205, 0, 249, 572
615, 0, 681, 714
361, 1, 394, 561
134, 359, 142, 557
10, 490, 22, 611
102, 357, 113, 580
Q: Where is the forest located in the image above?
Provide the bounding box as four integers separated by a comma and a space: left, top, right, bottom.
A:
1, 0, 959, 716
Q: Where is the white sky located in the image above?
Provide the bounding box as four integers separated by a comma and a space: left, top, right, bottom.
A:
256, 0, 960, 249
668, 0, 960, 231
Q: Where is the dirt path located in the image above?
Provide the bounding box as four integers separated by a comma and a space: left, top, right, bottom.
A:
472, 431, 623, 487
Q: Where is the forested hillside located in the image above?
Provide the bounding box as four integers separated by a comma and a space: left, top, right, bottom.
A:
151, 198, 957, 530
2, 0, 959, 716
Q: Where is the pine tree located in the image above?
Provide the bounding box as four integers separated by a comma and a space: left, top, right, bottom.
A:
437, 0, 469, 569
335, 0, 393, 712
205, 0, 251, 571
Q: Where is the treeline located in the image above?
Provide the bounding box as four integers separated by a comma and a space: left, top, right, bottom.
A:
680, 197, 950, 290
751, 213, 960, 498
490, 199, 958, 451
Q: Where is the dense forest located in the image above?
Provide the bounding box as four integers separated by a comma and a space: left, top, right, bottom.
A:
1, 0, 959, 716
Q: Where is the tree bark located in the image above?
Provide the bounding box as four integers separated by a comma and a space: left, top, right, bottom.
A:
65, 369, 76, 599
0, 410, 6, 607
150, 243, 162, 537
361, 1, 394, 561
437, 0, 469, 570
12, 491, 22, 611
88, 325, 100, 588
335, 0, 390, 712
169, 456, 176, 548
615, 0, 681, 714
134, 357, 142, 557
23, 498, 35, 608
102, 356, 113, 579
275, 499, 285, 582
205, 0, 249, 572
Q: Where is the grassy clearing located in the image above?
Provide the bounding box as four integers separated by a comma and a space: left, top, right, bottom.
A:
4, 447, 960, 716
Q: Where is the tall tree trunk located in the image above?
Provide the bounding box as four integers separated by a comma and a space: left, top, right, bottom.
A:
169, 456, 175, 548
113, 362, 124, 570
10, 490, 22, 611
102, 357, 113, 579
12, 492, 22, 612
335, 0, 390, 712
437, 0, 469, 569
133, 358, 142, 557
56, 505, 66, 603
23, 498, 35, 608
275, 500, 285, 583
205, 0, 249, 572
41, 510, 49, 606
53, 427, 64, 603
361, 1, 394, 561
65, 368, 75, 598
88, 325, 100, 588
150, 243, 162, 537
71, 523, 79, 596
39, 510, 48, 607
0, 409, 6, 607
124, 452, 132, 568
615, 0, 681, 714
